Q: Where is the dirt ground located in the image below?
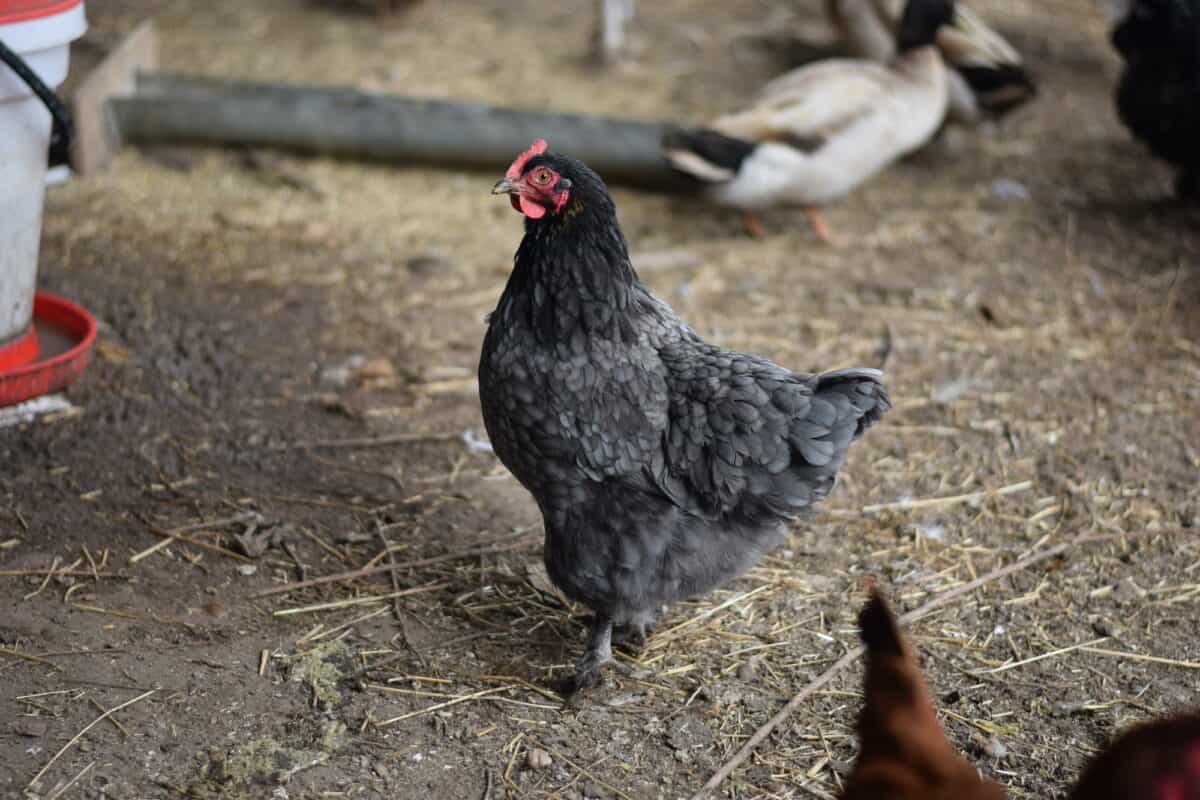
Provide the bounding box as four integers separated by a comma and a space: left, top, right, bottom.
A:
3, 0, 1199, 798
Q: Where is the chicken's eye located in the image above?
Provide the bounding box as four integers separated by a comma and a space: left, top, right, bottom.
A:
533, 169, 553, 185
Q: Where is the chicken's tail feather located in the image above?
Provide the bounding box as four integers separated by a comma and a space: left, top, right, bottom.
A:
858, 586, 906, 658
857, 587, 928, 722
661, 125, 756, 184
779, 368, 888, 502
816, 368, 891, 438
853, 588, 941, 761
844, 589, 1008, 799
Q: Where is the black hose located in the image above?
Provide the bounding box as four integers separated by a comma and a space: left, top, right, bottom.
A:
0, 36, 74, 168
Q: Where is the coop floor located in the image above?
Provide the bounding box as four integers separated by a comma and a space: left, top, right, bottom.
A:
3, 1, 1199, 798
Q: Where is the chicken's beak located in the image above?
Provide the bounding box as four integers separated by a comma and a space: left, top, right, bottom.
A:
492, 178, 516, 195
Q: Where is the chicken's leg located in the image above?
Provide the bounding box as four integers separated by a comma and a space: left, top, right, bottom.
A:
567, 613, 614, 694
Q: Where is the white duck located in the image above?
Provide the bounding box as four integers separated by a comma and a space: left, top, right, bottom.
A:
829, 0, 1035, 124
663, 0, 955, 242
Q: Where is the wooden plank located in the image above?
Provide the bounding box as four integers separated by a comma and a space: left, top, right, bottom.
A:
110, 72, 690, 190
70, 18, 158, 174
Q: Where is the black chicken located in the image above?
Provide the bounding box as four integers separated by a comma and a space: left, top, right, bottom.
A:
1111, 0, 1200, 201
479, 140, 890, 693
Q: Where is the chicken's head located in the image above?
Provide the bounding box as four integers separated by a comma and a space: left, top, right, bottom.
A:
492, 139, 574, 220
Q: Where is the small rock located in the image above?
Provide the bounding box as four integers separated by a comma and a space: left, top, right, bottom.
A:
237, 564, 258, 577
320, 355, 366, 388
525, 748, 552, 770
12, 718, 48, 737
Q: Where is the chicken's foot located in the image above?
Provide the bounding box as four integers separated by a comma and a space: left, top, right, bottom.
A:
573, 613, 613, 688
612, 621, 648, 652
563, 613, 615, 696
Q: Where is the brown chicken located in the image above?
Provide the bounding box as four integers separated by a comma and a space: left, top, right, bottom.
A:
1069, 712, 1200, 800
843, 589, 1007, 800
848, 590, 1200, 800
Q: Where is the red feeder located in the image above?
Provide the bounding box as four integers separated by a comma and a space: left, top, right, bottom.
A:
0, 291, 95, 407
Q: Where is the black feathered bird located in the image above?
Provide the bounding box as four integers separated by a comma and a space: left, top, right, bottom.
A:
1111, 0, 1200, 201
480, 140, 890, 693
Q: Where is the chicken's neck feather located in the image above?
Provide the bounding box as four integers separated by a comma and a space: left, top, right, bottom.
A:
499, 202, 644, 344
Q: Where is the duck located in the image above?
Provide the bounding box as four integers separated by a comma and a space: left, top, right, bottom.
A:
1110, 0, 1200, 201
829, 0, 1035, 125
663, 0, 954, 242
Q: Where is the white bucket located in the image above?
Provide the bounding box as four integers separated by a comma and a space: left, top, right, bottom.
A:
0, 1, 87, 347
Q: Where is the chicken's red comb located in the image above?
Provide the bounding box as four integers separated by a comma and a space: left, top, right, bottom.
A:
507, 139, 548, 179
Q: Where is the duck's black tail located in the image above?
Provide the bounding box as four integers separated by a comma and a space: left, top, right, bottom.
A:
661, 126, 755, 184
